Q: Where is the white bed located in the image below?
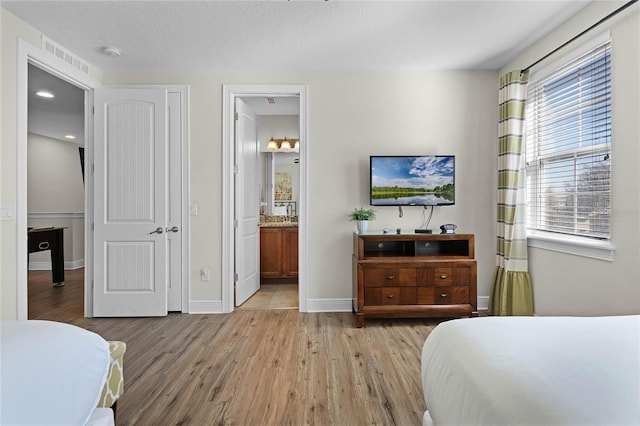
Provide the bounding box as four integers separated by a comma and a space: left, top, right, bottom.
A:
421, 315, 640, 426
1, 320, 114, 426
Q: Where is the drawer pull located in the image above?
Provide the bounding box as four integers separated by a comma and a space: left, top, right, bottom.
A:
378, 243, 384, 248
386, 275, 395, 280
440, 275, 448, 280
440, 293, 448, 299
387, 294, 395, 299
38, 242, 50, 250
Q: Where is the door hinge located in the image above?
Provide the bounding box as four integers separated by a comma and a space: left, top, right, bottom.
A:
92, 106, 95, 115
233, 165, 238, 174
234, 112, 239, 121
233, 273, 239, 282
91, 223, 94, 231
233, 220, 238, 228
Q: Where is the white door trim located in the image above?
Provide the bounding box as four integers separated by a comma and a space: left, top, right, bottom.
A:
16, 39, 100, 320
222, 85, 308, 313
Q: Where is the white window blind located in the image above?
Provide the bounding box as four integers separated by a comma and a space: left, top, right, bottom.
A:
525, 39, 611, 240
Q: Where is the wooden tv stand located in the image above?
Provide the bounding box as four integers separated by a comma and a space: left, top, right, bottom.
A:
352, 232, 477, 327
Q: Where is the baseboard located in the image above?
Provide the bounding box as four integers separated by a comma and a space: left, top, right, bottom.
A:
187, 297, 488, 315
189, 300, 223, 314
306, 298, 353, 313
28, 259, 84, 270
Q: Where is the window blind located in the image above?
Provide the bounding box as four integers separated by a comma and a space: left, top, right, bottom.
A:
525, 39, 611, 240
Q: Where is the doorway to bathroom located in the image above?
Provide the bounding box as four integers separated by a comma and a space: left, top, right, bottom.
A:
222, 85, 308, 313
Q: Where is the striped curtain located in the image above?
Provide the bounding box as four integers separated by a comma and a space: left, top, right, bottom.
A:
489, 70, 533, 316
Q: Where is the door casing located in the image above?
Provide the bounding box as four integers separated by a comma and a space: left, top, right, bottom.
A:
16, 39, 99, 320
222, 85, 308, 313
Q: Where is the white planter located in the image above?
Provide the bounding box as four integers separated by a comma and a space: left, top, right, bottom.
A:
356, 220, 369, 234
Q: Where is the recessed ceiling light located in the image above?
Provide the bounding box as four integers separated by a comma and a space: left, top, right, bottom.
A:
64, 135, 76, 140
36, 91, 54, 98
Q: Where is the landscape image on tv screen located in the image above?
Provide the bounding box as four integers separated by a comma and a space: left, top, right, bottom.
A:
370, 156, 455, 206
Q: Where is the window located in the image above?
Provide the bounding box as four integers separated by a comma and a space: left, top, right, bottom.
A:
525, 38, 611, 247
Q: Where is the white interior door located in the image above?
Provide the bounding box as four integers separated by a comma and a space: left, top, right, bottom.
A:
93, 88, 168, 316
235, 98, 260, 306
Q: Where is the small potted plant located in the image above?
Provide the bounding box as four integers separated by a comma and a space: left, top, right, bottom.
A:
349, 207, 376, 234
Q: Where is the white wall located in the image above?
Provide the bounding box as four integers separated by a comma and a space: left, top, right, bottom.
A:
500, 1, 640, 315
103, 70, 498, 306
27, 133, 85, 266
1, 9, 102, 318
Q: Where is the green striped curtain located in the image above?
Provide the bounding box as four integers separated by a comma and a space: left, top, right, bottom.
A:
489, 70, 533, 316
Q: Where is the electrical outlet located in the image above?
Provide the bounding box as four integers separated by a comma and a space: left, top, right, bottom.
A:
200, 267, 210, 281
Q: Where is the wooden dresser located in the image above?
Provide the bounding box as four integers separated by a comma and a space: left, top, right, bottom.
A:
352, 232, 477, 327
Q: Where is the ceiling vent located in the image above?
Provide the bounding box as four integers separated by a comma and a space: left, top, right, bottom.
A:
41, 35, 89, 74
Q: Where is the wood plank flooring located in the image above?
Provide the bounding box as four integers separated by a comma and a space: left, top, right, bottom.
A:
72, 312, 439, 426
27, 270, 443, 425
28, 268, 84, 321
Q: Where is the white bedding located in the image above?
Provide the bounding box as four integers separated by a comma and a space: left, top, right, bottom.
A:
421, 316, 640, 426
1, 320, 111, 425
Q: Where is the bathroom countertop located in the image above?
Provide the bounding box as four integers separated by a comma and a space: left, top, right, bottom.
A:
259, 222, 298, 228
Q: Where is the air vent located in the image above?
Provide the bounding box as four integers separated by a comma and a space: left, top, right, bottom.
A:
41, 35, 89, 74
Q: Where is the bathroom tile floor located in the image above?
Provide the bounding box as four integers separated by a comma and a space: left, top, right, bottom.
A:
237, 283, 299, 310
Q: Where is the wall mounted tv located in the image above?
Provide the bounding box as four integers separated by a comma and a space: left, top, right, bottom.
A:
370, 155, 455, 206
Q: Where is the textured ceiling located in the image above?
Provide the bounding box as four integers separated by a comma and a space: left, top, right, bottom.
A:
2, 0, 592, 72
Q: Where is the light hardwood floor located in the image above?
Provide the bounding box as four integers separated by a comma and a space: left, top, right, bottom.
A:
28, 271, 442, 425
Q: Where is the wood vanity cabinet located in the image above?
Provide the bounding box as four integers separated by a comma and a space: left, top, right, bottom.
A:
260, 227, 298, 280
352, 233, 477, 327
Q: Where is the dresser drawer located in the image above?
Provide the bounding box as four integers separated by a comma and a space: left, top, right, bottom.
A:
365, 287, 416, 305
363, 268, 417, 287
418, 286, 469, 304
419, 266, 471, 287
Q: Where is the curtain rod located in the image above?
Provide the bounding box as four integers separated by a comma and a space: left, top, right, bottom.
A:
521, 0, 638, 74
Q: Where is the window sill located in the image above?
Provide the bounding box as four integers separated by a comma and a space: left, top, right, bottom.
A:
527, 231, 615, 262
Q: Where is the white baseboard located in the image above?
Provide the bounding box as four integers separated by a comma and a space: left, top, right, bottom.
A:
189, 300, 223, 314
186, 297, 487, 315
306, 298, 353, 313
28, 259, 84, 270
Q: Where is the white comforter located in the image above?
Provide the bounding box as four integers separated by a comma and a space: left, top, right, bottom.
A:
1, 320, 111, 425
421, 316, 640, 426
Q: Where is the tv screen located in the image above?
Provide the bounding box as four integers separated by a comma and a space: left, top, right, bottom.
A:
370, 155, 455, 206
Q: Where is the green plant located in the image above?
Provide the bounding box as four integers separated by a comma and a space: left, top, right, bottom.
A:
348, 207, 376, 221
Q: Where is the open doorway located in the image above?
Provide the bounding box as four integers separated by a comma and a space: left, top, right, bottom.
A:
222, 85, 308, 313
237, 98, 300, 310
26, 64, 86, 321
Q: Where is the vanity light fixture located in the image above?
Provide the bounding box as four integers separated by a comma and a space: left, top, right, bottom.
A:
280, 138, 292, 150
36, 90, 54, 98
267, 137, 300, 152
267, 137, 279, 151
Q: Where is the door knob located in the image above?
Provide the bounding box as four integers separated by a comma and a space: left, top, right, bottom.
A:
167, 226, 179, 233
149, 227, 164, 235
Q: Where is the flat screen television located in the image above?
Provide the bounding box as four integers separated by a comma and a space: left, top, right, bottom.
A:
370, 155, 455, 206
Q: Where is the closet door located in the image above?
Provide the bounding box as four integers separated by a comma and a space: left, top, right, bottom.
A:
93, 88, 168, 316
